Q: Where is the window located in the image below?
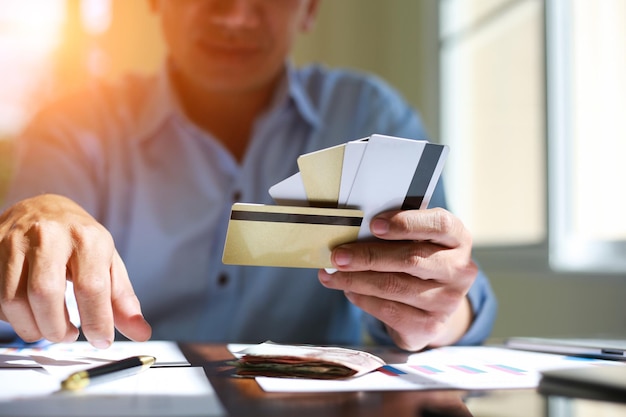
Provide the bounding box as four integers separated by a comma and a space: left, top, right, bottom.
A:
440, 0, 626, 274
547, 0, 626, 272
0, 0, 66, 136
439, 0, 545, 246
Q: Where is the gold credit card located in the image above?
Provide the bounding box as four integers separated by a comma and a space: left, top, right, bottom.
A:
222, 203, 363, 269
297, 144, 345, 207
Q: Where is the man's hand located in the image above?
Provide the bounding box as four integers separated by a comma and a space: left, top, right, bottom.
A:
0, 194, 151, 347
318, 208, 477, 352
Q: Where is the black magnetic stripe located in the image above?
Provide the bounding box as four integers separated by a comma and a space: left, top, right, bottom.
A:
401, 144, 443, 210
231, 210, 362, 227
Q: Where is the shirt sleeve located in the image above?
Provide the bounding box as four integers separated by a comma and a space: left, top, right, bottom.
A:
455, 268, 498, 345
364, 268, 498, 347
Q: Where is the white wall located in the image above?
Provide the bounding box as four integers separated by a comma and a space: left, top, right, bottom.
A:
293, 0, 440, 140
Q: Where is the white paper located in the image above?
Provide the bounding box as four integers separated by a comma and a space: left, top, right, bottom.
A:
0, 367, 225, 417
1, 340, 190, 369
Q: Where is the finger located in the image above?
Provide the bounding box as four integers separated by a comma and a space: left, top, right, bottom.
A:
319, 269, 464, 315
26, 225, 79, 343
331, 240, 469, 281
370, 208, 470, 248
111, 251, 151, 342
343, 291, 444, 351
0, 241, 42, 342
69, 224, 116, 349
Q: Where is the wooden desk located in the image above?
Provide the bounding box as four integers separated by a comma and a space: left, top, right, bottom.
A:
179, 343, 626, 417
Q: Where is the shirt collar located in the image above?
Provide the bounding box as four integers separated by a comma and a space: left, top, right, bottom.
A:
135, 60, 322, 143
134, 63, 181, 143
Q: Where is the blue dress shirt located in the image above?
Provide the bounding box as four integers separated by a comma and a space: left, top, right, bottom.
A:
2, 62, 497, 346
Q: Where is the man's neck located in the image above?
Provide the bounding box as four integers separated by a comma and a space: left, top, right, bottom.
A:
171, 70, 281, 162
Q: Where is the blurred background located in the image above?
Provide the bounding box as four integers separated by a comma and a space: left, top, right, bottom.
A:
0, 0, 624, 341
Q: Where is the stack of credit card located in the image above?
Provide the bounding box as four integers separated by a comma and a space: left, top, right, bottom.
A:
222, 134, 448, 268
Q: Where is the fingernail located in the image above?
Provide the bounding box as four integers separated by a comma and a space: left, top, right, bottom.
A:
92, 339, 112, 349
63, 328, 80, 343
371, 218, 390, 235
333, 248, 353, 266
319, 270, 332, 283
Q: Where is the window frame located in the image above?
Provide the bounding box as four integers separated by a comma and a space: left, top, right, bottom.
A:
546, 0, 626, 274
441, 0, 626, 278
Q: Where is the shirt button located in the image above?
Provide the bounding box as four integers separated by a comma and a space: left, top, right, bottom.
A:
232, 191, 242, 202
217, 273, 229, 287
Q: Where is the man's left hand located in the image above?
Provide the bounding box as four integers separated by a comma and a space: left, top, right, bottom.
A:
318, 208, 477, 352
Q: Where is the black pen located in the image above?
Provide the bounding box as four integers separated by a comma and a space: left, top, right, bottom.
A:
61, 355, 156, 391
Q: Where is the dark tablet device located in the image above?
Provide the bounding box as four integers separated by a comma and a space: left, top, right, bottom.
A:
539, 365, 626, 402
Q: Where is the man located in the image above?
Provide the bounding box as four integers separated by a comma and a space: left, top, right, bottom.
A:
0, 0, 496, 351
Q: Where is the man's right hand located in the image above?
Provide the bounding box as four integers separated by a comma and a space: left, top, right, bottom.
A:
0, 194, 151, 348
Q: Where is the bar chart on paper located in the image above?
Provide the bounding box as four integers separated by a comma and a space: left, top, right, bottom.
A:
254, 346, 623, 393
381, 361, 529, 376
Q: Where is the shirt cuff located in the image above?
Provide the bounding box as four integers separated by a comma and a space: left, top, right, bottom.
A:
365, 270, 498, 348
